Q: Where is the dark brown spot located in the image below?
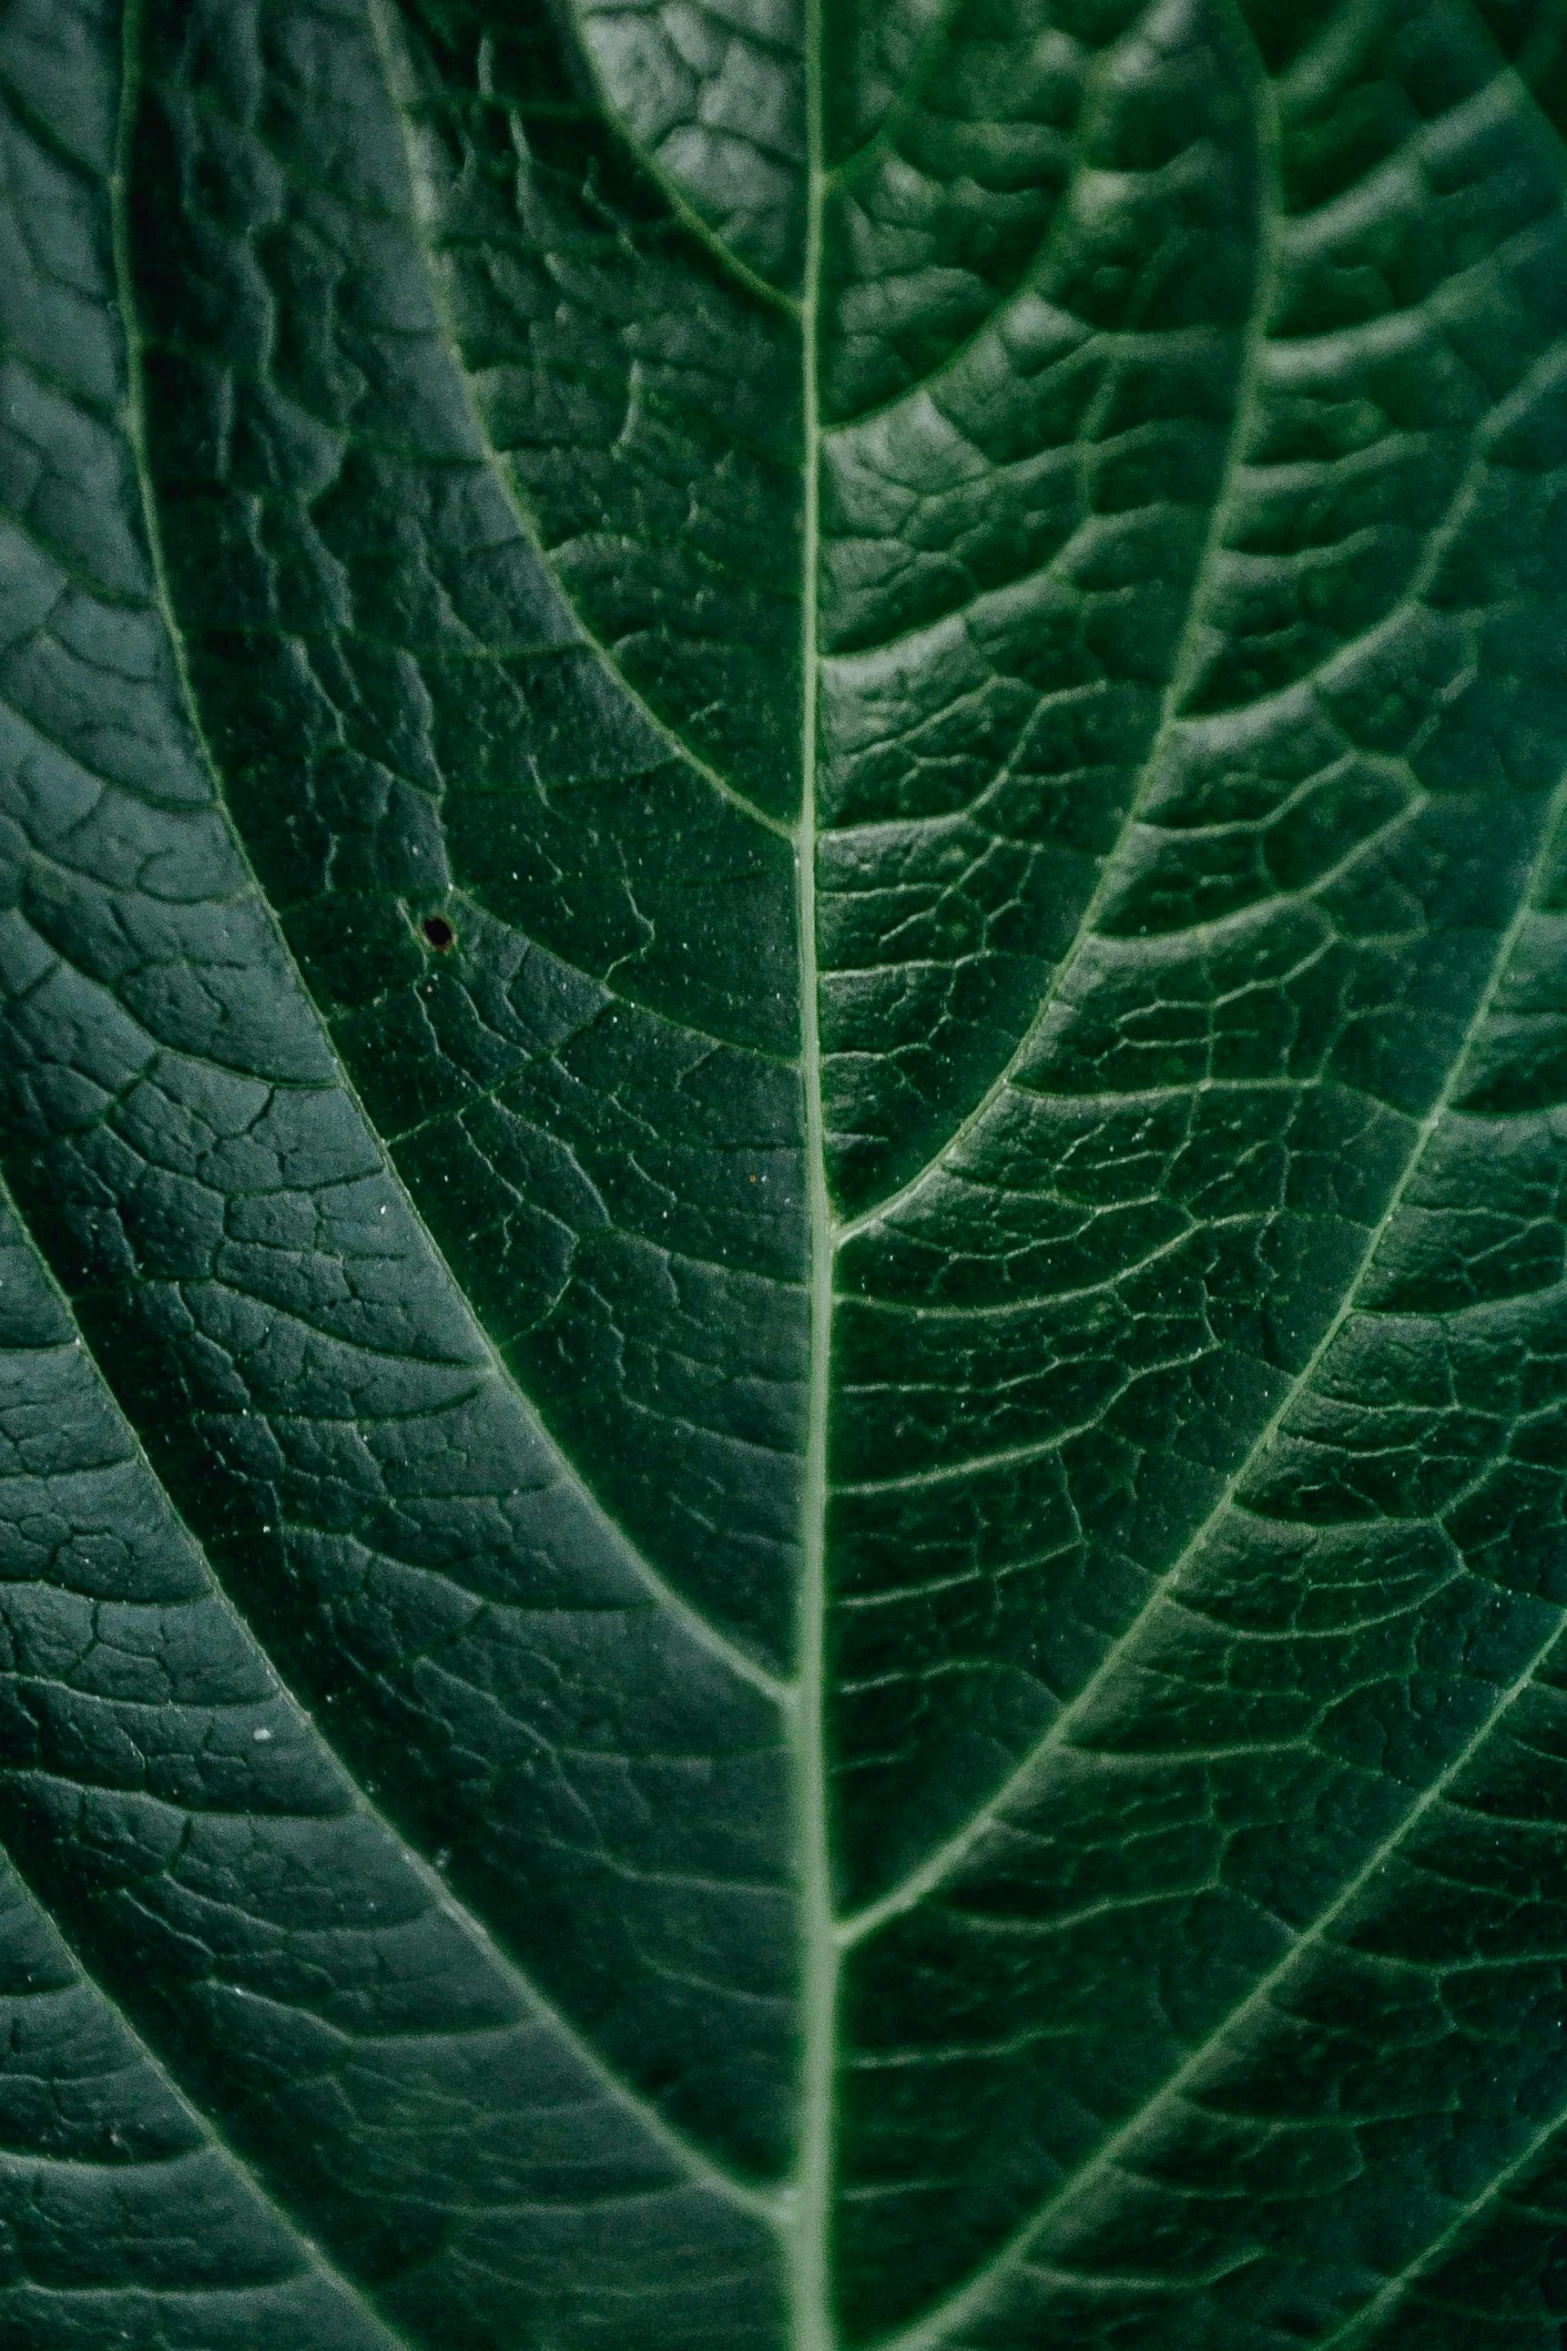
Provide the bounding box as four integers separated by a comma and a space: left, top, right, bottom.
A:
421, 914, 456, 952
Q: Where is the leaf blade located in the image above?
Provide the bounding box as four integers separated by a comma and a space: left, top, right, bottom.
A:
9, 0, 1567, 2345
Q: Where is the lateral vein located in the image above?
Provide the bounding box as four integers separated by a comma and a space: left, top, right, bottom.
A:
839, 743, 1567, 1945
0, 1163, 783, 2230
871, 1599, 1567, 2351
107, 5, 789, 1714
85, 0, 794, 2225
362, 0, 795, 846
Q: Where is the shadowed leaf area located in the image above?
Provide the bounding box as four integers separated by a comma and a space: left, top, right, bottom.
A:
4, 0, 1567, 2344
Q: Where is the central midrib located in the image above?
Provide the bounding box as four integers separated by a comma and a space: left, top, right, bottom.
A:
792, 0, 839, 2333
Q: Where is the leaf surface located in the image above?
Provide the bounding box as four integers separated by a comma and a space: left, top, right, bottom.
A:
5, 0, 1567, 2345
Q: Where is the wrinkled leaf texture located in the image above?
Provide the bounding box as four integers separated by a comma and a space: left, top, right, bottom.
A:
6, 0, 1567, 2345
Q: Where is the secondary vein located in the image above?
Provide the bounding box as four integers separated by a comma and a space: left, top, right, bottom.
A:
0, 1167, 782, 2233
829, 11, 1280, 1253
100, 0, 790, 2221
872, 1600, 1567, 2351
839, 735, 1567, 1950
0, 1826, 415, 2349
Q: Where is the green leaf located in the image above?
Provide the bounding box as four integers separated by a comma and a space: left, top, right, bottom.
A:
5, 0, 1567, 2343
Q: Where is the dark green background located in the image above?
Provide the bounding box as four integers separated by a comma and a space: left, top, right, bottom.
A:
3, 0, 1567, 2342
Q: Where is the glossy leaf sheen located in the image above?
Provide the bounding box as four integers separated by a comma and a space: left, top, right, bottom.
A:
4, 0, 1567, 2344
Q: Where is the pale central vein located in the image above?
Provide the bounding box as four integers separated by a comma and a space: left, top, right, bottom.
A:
792, 0, 839, 2335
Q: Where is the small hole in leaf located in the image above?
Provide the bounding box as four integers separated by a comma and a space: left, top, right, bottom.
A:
421, 914, 456, 952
